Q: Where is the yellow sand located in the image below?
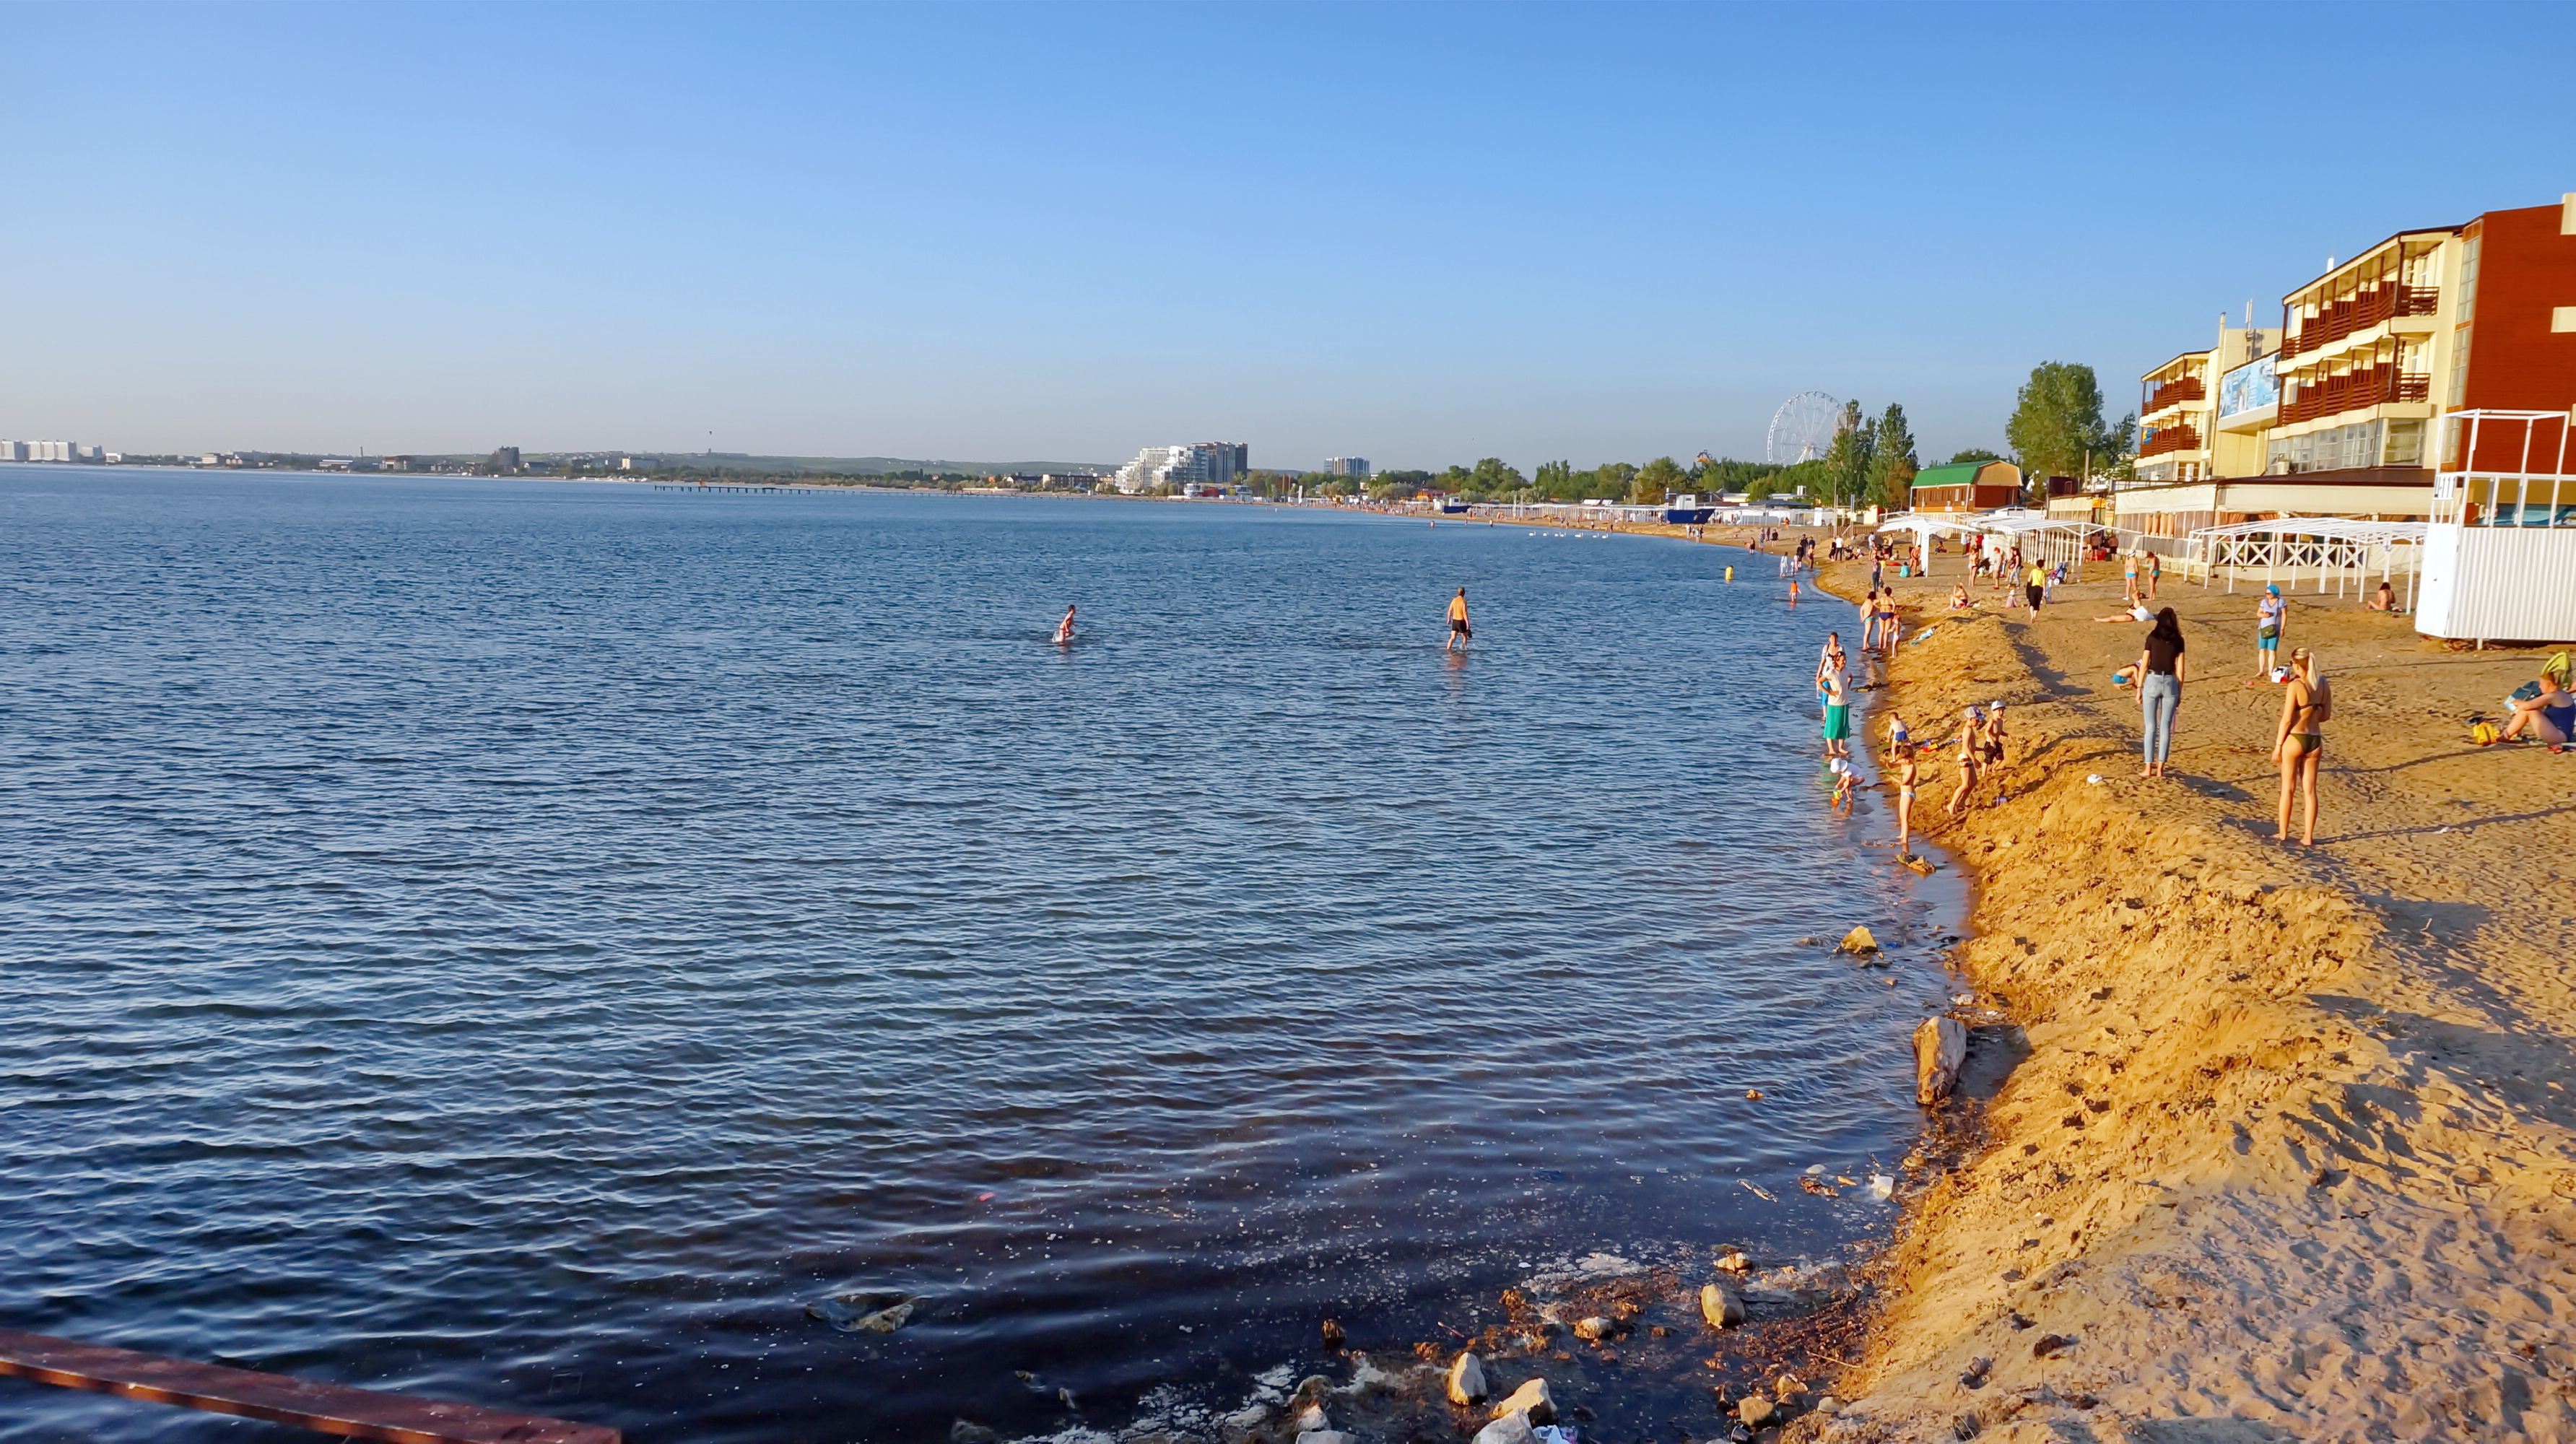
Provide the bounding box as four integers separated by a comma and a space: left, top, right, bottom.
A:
1805, 560, 2576, 1443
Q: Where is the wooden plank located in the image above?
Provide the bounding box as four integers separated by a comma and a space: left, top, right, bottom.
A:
0, 1328, 618, 1444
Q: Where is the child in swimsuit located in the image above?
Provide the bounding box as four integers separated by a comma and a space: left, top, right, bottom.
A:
1895, 747, 1920, 856
1948, 707, 1983, 818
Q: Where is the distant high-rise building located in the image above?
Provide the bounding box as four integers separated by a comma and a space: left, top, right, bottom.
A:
490, 446, 522, 474
1326, 456, 1370, 478
27, 440, 75, 462
0, 440, 25, 461
1115, 442, 1248, 493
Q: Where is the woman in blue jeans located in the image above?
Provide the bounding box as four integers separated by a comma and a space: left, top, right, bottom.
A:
2136, 607, 2187, 778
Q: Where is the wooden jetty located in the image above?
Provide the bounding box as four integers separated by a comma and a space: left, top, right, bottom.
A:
650, 482, 797, 494
0, 1327, 619, 1443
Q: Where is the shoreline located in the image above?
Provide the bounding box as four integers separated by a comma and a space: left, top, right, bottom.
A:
1807, 557, 2576, 1441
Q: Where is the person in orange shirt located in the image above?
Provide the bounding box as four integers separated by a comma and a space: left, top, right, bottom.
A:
1445, 588, 1472, 651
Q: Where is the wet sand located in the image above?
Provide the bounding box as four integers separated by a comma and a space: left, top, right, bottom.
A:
1809, 558, 2576, 1442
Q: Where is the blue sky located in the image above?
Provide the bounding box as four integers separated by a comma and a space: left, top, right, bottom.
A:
5, 2, 2571, 471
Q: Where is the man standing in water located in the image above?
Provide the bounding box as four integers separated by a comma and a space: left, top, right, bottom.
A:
1053, 604, 1076, 645
1445, 588, 1472, 651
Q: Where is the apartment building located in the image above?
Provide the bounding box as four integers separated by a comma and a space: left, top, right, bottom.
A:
1114, 442, 1248, 494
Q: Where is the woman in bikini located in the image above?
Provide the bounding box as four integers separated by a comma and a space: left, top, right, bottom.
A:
1947, 707, 1983, 818
2272, 647, 2331, 846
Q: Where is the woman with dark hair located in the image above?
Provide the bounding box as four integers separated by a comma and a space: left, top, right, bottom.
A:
2136, 607, 2187, 778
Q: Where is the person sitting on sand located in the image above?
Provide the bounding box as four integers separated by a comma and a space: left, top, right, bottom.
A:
1053, 604, 1077, 644
2498, 672, 2575, 748
2273, 648, 2332, 845
2366, 580, 2396, 612
1949, 584, 1972, 612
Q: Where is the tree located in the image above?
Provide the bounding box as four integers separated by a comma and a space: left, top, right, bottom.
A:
1819, 400, 1875, 507
1947, 447, 2005, 466
1868, 404, 1920, 512
1471, 457, 1526, 495
2005, 362, 2135, 495
1632, 456, 1686, 504
1533, 460, 1576, 499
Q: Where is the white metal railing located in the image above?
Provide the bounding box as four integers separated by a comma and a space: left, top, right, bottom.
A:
2184, 517, 2427, 605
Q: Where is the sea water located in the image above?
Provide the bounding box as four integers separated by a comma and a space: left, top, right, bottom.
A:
0, 471, 1960, 1442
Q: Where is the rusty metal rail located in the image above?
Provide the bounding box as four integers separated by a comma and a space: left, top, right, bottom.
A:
0, 1328, 619, 1443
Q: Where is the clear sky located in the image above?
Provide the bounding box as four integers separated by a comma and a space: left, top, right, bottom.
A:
6, 2, 2571, 472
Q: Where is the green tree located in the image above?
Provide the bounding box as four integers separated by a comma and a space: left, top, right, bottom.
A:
1947, 447, 2005, 466
1593, 461, 1637, 500
2004, 362, 2137, 495
1868, 404, 1920, 511
1819, 400, 1876, 507
1533, 460, 1576, 500
1632, 456, 1686, 505
1470, 457, 1527, 495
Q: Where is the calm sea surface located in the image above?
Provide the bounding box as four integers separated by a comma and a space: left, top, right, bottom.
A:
0, 470, 1960, 1442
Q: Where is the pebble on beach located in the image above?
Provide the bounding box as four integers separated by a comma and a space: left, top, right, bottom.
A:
1446, 1352, 1489, 1405
1473, 1413, 1537, 1444
1700, 1282, 1746, 1329
1738, 1395, 1778, 1428
1488, 1378, 1555, 1425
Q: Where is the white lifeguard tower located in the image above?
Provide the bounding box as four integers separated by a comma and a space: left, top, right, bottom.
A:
2414, 408, 2576, 643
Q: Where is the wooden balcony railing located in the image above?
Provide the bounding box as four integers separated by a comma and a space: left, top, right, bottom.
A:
2278, 370, 2430, 425
2281, 284, 2439, 361
2144, 376, 2206, 414
2137, 425, 2203, 459
0, 1328, 618, 1443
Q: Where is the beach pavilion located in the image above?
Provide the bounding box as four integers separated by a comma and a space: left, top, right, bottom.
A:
2182, 516, 2429, 608
1878, 508, 2096, 581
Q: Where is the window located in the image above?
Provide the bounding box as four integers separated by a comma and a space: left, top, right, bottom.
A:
2447, 326, 2473, 406
2385, 419, 2424, 467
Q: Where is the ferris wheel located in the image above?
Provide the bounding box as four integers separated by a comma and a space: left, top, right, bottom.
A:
1766, 391, 1842, 466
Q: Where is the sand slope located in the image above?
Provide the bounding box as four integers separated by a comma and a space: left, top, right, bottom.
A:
1814, 567, 2576, 1443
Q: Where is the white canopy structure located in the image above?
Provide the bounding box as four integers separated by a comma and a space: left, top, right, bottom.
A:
1878, 508, 2099, 581
2183, 516, 2429, 606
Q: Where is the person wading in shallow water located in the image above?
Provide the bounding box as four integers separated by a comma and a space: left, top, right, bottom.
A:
1053, 605, 1076, 645
1445, 588, 1471, 651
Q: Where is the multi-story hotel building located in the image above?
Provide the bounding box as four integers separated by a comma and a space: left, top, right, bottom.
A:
2135, 316, 2281, 487
2113, 193, 2576, 542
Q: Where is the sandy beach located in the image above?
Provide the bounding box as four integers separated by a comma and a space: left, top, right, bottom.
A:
1806, 554, 2576, 1441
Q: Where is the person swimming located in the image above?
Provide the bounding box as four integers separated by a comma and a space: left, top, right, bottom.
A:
1053, 604, 1076, 644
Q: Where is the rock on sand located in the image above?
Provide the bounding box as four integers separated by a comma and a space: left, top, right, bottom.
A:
1488, 1378, 1554, 1425
1446, 1352, 1488, 1405
1700, 1281, 1746, 1328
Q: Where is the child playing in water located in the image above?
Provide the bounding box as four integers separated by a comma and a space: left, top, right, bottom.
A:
1894, 744, 1920, 856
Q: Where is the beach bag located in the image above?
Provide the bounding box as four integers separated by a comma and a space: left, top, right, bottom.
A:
2472, 721, 2500, 747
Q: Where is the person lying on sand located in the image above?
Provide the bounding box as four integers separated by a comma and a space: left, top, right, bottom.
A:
2092, 603, 2155, 622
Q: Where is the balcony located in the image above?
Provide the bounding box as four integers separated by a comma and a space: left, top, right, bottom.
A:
2144, 376, 2206, 414
2281, 284, 2438, 362
2278, 368, 2430, 425
2138, 425, 2203, 459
